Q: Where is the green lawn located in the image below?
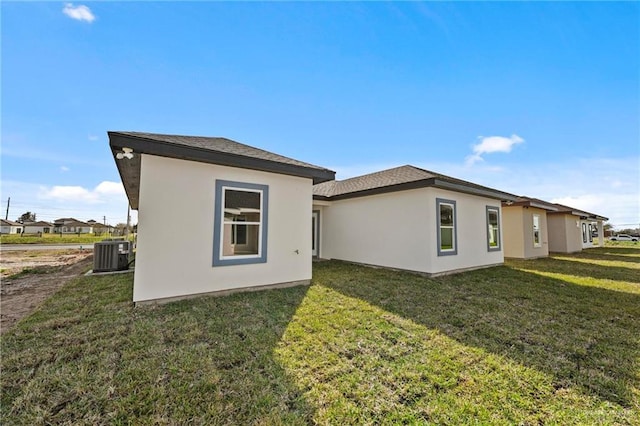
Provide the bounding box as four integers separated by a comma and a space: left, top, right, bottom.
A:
2, 247, 638, 424
0, 233, 110, 244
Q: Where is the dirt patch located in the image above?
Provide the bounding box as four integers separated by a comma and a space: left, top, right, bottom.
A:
1, 250, 93, 334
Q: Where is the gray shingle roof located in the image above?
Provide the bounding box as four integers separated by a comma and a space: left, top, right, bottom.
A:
313, 165, 517, 201
112, 131, 333, 173
109, 131, 336, 209
1, 219, 21, 226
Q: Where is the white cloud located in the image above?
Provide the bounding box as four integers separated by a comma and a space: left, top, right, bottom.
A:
88, 135, 99, 141
1, 179, 136, 225
62, 3, 95, 23
60, 166, 70, 172
466, 134, 524, 166
39, 180, 124, 204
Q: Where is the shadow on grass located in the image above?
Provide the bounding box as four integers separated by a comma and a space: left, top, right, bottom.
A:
509, 256, 640, 284
1, 274, 314, 424
316, 261, 639, 408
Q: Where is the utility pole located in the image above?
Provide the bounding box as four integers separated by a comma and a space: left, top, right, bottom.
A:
5, 197, 9, 220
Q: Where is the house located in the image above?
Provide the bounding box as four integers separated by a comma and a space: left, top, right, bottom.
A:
109, 131, 335, 304
88, 220, 113, 235
1, 219, 22, 234
53, 218, 93, 234
312, 165, 517, 276
501, 197, 559, 259
547, 204, 607, 253
23, 221, 53, 234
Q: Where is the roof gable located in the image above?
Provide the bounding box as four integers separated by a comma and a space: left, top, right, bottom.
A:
109, 131, 336, 209
313, 165, 517, 201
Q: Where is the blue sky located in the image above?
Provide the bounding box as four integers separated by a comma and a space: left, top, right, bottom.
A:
2, 2, 638, 228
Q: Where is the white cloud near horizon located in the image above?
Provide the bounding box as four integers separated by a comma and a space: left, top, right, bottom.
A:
1, 180, 135, 225
39, 180, 125, 204
466, 134, 524, 166
60, 166, 70, 172
62, 3, 95, 23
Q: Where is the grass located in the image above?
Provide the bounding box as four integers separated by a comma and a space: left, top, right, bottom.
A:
0, 234, 111, 244
1, 246, 639, 424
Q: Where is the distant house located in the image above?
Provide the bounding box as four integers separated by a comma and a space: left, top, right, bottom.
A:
312, 165, 517, 276
1, 219, 22, 234
502, 197, 607, 258
87, 220, 113, 235
547, 204, 607, 253
53, 218, 94, 234
501, 197, 558, 259
23, 221, 53, 234
109, 131, 335, 304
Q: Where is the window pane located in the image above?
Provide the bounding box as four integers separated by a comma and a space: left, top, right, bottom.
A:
440, 204, 453, 226
441, 228, 454, 250
223, 224, 260, 256
488, 210, 499, 247
222, 188, 261, 257
224, 190, 261, 221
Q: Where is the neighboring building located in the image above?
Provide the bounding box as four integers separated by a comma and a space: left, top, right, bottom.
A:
53, 218, 94, 234
109, 131, 335, 304
501, 197, 559, 259
547, 204, 607, 253
23, 221, 53, 234
1, 219, 22, 234
312, 165, 517, 276
88, 220, 114, 235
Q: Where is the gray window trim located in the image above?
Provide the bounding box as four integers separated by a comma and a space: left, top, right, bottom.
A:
436, 198, 457, 256
486, 206, 501, 252
213, 180, 269, 267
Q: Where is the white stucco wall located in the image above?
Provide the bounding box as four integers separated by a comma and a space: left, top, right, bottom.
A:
133, 154, 313, 302
318, 187, 504, 275
23, 226, 52, 234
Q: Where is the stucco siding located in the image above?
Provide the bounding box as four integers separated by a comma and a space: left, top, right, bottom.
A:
318, 187, 504, 275
133, 154, 312, 302
548, 213, 582, 253
321, 188, 431, 273
427, 188, 504, 274
502, 206, 525, 258
522, 208, 549, 259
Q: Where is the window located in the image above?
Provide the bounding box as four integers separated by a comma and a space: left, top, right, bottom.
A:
533, 214, 541, 247
588, 224, 593, 243
213, 180, 269, 266
582, 223, 588, 244
486, 206, 500, 251
437, 198, 457, 256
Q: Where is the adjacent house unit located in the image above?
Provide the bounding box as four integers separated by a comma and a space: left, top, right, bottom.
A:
312, 165, 517, 276
23, 221, 53, 234
1, 219, 22, 234
53, 218, 93, 234
501, 197, 559, 259
109, 131, 335, 304
547, 204, 607, 253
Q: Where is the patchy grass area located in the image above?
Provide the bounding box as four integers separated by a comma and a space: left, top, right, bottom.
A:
1, 247, 638, 424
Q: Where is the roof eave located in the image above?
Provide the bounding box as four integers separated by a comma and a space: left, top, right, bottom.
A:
109, 132, 336, 209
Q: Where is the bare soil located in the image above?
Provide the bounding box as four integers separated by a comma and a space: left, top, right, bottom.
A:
0, 250, 93, 334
